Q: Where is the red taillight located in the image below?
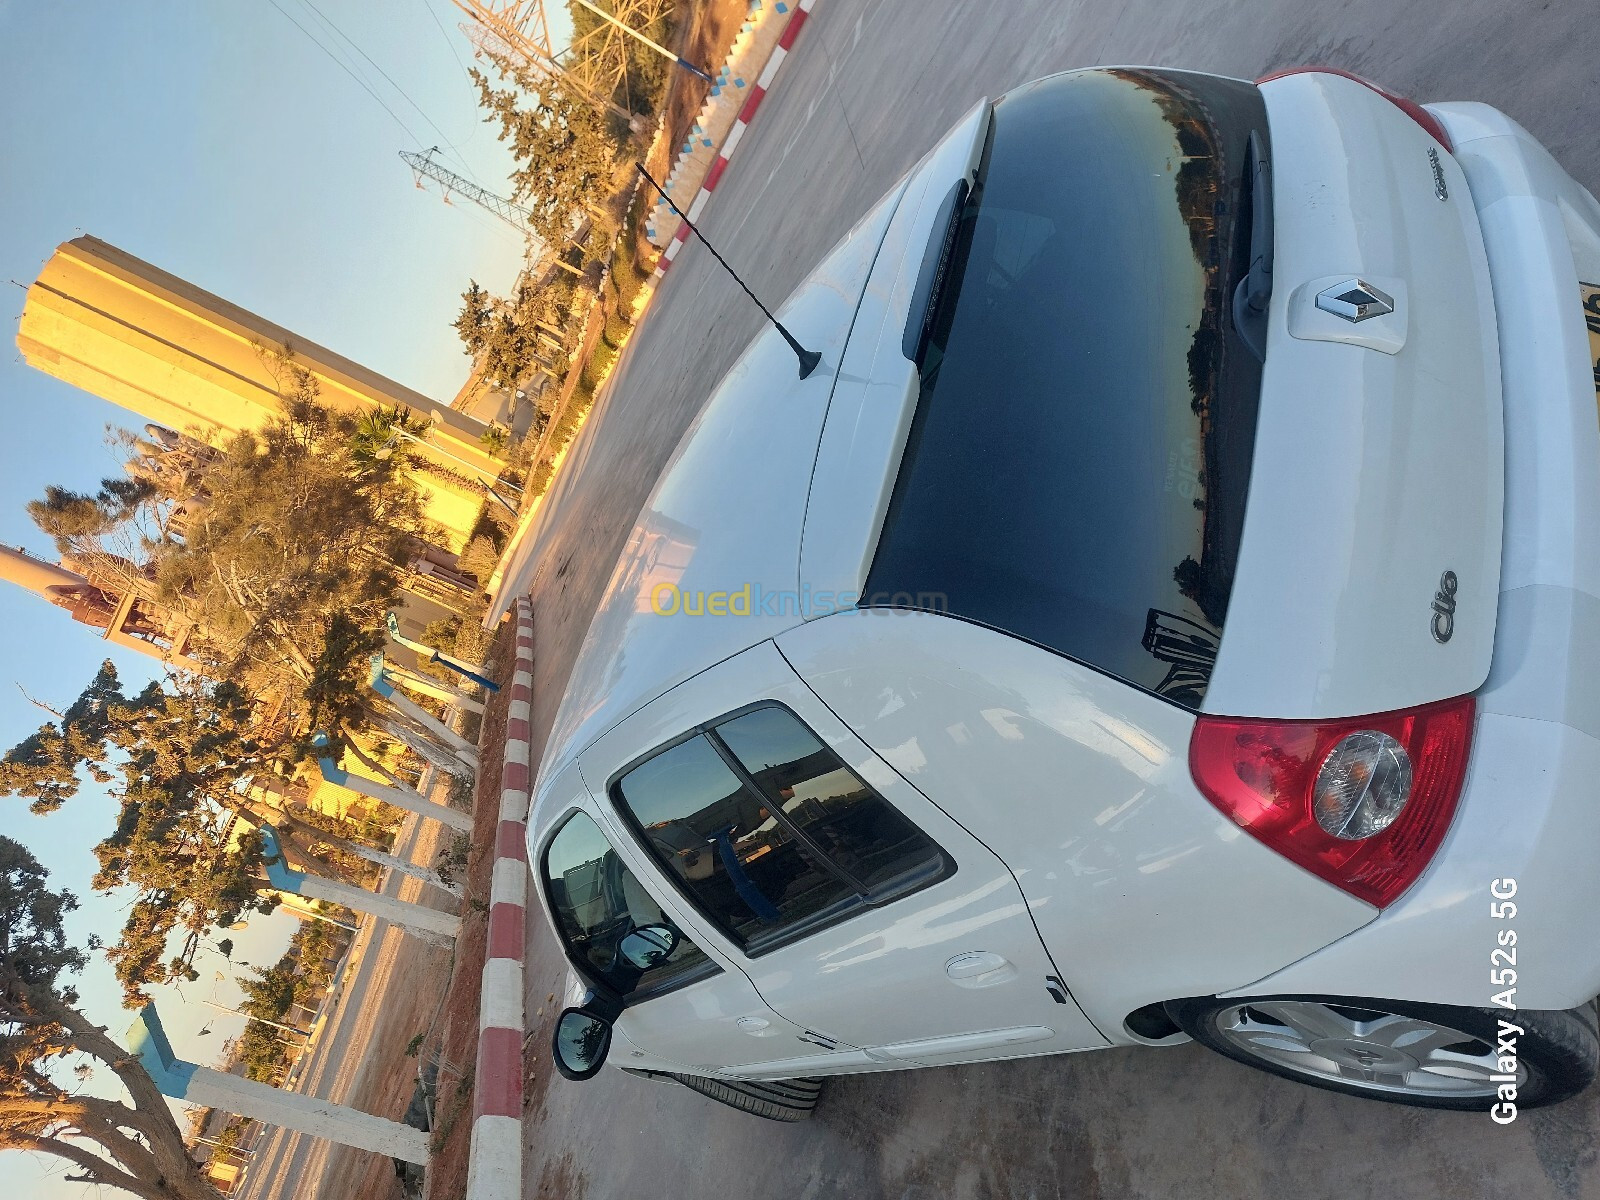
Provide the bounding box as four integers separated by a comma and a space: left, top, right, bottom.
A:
1256, 66, 1453, 152
1189, 696, 1475, 908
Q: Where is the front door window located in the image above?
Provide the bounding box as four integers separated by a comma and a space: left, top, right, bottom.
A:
541, 810, 717, 999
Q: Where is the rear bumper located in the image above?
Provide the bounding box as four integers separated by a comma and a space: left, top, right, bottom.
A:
1225, 102, 1600, 1011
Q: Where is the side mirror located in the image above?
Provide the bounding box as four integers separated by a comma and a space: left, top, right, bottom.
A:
552, 1008, 613, 1081
618, 923, 680, 970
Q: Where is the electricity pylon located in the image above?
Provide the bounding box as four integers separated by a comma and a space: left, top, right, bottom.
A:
453, 0, 671, 124
401, 149, 583, 276
401, 149, 536, 236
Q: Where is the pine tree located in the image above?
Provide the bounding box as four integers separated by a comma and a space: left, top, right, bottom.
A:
468, 66, 618, 248
0, 663, 402, 1005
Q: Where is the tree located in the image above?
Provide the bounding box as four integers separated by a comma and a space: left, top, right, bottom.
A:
0, 663, 401, 1005
28, 477, 156, 554
348, 404, 426, 470
479, 423, 510, 456
0, 835, 222, 1200
230, 1021, 290, 1087
469, 66, 617, 248
231, 923, 338, 1086
454, 275, 578, 396
12, 372, 477, 1003
25, 365, 462, 782
148, 370, 426, 705
32, 364, 428, 721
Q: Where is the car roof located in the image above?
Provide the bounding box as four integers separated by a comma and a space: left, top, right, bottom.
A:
534, 238, 892, 791
534, 329, 819, 789
531, 109, 995, 812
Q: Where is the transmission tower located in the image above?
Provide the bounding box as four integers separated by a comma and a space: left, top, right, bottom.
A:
402, 150, 539, 236
453, 0, 670, 124
402, 150, 585, 277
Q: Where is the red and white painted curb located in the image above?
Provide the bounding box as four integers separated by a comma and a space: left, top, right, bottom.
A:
653, 0, 817, 280
465, 597, 533, 1200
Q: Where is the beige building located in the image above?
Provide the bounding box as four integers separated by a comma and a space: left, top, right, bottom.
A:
18, 235, 505, 552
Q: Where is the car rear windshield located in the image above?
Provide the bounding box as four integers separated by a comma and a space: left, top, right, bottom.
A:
864, 68, 1269, 709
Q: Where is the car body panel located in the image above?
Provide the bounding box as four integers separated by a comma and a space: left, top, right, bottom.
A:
1227, 101, 1600, 1010
1202, 71, 1504, 720
527, 69, 1600, 1092
578, 640, 1108, 1075
775, 609, 1376, 1039
532, 176, 911, 788
530, 760, 863, 1076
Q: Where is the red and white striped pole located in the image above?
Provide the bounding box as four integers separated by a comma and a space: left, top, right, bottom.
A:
466, 597, 534, 1200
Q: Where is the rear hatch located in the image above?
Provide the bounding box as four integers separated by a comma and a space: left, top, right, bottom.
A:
859, 68, 1274, 710
1202, 71, 1503, 718
854, 67, 1501, 721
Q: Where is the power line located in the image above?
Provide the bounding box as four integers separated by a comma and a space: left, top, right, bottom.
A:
418, 0, 472, 80
264, 0, 428, 147
294, 0, 484, 187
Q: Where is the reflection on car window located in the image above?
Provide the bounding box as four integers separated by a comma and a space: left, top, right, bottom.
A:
865, 68, 1269, 710
614, 706, 950, 954
542, 811, 716, 999
617, 735, 859, 949
716, 707, 945, 893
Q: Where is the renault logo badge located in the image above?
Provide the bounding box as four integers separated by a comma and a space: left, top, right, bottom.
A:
1316, 278, 1397, 323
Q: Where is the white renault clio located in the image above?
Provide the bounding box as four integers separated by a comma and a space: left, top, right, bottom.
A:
532, 65, 1600, 1118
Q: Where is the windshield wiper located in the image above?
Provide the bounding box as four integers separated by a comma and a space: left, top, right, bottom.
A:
1231, 130, 1273, 362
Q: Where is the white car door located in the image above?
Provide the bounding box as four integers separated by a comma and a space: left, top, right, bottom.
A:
582, 642, 1108, 1079
534, 793, 878, 1077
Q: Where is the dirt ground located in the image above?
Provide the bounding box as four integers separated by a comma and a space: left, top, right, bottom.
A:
310, 933, 455, 1200
644, 0, 760, 204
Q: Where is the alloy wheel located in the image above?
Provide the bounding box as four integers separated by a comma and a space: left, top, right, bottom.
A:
1210, 999, 1519, 1098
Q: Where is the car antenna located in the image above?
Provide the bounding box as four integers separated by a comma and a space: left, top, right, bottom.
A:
635, 163, 822, 379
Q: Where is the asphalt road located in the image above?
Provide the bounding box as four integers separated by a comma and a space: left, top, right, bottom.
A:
505, 2, 1600, 1197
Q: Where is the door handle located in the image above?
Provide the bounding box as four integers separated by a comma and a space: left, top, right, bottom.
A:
944, 951, 1018, 989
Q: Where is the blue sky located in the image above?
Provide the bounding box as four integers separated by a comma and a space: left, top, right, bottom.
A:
0, 2, 531, 1193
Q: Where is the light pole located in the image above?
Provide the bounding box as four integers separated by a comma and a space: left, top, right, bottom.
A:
378, 418, 521, 512
203, 999, 311, 1041
570, 0, 715, 83
376, 417, 485, 475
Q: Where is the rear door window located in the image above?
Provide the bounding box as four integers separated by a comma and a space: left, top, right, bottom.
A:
612, 705, 950, 954
715, 707, 944, 893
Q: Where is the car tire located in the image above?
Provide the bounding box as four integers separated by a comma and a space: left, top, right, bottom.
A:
667, 1072, 825, 1121
1166, 993, 1598, 1111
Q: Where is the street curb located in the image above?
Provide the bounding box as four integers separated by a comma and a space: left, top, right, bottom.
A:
463, 596, 533, 1200
652, 0, 818, 280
